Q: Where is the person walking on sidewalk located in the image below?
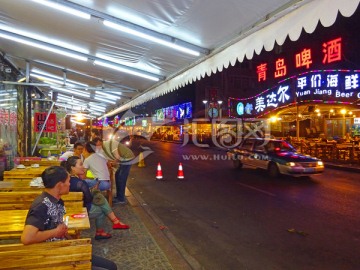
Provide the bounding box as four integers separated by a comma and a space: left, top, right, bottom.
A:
61, 156, 130, 240
21, 166, 118, 270
101, 139, 135, 204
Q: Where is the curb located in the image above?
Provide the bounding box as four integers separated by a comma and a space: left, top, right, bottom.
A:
126, 187, 203, 270
325, 163, 360, 173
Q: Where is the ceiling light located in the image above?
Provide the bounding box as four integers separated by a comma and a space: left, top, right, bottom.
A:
31, 0, 91, 19
0, 103, 13, 107
0, 89, 16, 93
93, 60, 160, 81
0, 93, 15, 96
94, 96, 116, 104
31, 73, 89, 89
75, 112, 85, 121
0, 25, 89, 54
95, 91, 120, 100
56, 98, 81, 105
55, 103, 79, 109
103, 20, 200, 56
96, 53, 160, 75
106, 91, 123, 96
89, 103, 107, 110
0, 31, 88, 61
71, 119, 86, 125
0, 98, 16, 102
51, 86, 90, 98
56, 104, 88, 113
31, 69, 89, 87
88, 106, 106, 112
57, 97, 83, 104
57, 93, 84, 101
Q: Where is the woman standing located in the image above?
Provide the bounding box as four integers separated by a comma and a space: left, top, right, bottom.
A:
61, 156, 129, 240
82, 141, 111, 191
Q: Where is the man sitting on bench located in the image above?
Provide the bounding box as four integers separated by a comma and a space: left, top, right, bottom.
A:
21, 166, 117, 270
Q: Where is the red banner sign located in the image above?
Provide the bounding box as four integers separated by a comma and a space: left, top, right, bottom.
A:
34, 112, 57, 132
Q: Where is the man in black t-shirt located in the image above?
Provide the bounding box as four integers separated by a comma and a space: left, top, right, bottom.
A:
21, 166, 118, 270
21, 166, 70, 244
24, 192, 67, 242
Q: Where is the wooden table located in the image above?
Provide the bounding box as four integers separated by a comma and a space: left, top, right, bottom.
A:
0, 207, 90, 239
3, 166, 48, 180
0, 180, 42, 191
19, 158, 61, 167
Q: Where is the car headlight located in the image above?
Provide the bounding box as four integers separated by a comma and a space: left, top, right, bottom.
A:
317, 161, 324, 166
286, 162, 296, 167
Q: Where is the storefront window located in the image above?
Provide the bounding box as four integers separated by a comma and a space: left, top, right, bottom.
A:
326, 118, 351, 139
0, 86, 17, 176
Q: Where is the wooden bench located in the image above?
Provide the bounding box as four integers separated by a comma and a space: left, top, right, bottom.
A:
0, 191, 84, 212
0, 207, 90, 240
0, 238, 92, 269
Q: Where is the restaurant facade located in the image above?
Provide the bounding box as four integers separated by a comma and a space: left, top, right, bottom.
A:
103, 6, 360, 145
226, 7, 360, 140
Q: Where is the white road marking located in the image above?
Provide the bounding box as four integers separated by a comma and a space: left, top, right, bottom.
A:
236, 182, 276, 197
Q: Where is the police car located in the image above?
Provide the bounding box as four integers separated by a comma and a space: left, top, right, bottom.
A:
227, 138, 324, 177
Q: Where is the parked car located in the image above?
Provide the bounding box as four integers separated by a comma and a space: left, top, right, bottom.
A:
227, 138, 324, 177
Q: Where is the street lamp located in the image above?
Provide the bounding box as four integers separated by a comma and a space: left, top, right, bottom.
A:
217, 100, 223, 119
202, 100, 208, 118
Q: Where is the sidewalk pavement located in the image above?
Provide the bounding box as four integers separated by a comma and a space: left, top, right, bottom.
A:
85, 161, 359, 270
83, 187, 199, 270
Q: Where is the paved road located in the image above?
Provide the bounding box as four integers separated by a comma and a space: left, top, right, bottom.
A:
127, 140, 360, 270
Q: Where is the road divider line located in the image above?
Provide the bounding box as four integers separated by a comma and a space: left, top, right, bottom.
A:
236, 183, 276, 197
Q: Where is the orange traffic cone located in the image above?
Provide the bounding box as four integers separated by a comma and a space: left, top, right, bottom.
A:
177, 163, 184, 179
156, 163, 163, 180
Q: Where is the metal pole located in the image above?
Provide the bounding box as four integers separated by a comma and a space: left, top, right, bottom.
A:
31, 99, 55, 155
296, 104, 300, 140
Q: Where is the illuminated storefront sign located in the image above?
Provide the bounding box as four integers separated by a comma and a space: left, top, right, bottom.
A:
155, 102, 192, 122
113, 115, 120, 128
256, 37, 342, 82
102, 117, 109, 127
34, 112, 57, 132
125, 117, 136, 126
230, 70, 360, 118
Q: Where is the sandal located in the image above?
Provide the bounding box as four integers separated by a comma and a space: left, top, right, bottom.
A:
111, 217, 130, 230
113, 223, 130, 230
95, 229, 112, 240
